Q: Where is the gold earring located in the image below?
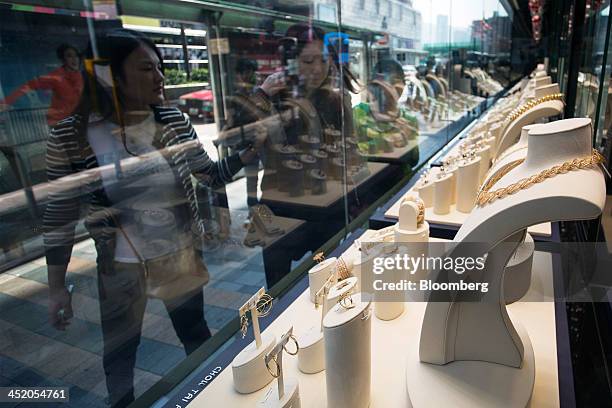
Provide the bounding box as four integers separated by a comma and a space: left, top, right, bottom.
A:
283, 334, 300, 356
256, 293, 274, 317
240, 313, 249, 339
266, 355, 280, 378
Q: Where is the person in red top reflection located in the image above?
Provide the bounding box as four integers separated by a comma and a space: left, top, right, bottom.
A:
0, 44, 83, 125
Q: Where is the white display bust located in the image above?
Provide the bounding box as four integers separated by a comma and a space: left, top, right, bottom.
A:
420, 117, 605, 367
410, 118, 605, 407
497, 83, 564, 157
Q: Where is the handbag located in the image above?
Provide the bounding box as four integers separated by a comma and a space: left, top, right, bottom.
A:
112, 213, 210, 301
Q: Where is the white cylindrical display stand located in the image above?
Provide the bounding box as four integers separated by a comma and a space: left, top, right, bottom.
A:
351, 246, 382, 294
374, 243, 404, 321
308, 257, 336, 303
231, 332, 276, 394
323, 294, 372, 408
415, 181, 434, 207
477, 146, 491, 182
297, 328, 325, 374
456, 157, 481, 213
433, 173, 454, 215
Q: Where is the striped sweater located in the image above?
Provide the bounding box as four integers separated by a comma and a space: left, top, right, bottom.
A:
43, 106, 242, 267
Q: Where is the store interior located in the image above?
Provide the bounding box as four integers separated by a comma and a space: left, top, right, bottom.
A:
0, 0, 611, 407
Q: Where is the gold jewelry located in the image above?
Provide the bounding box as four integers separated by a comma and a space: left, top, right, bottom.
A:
283, 334, 300, 356
255, 205, 272, 222
266, 355, 280, 378
503, 93, 564, 128
240, 313, 249, 339
476, 149, 605, 207
339, 291, 355, 310
256, 293, 274, 317
335, 257, 352, 280
313, 252, 326, 263
402, 195, 425, 226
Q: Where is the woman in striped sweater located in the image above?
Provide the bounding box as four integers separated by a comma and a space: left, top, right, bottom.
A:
44, 29, 264, 408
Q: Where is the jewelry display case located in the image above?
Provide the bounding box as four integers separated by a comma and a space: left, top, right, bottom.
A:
1, 1, 611, 408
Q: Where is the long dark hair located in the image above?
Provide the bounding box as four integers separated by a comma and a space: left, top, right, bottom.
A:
76, 28, 164, 120
285, 23, 360, 94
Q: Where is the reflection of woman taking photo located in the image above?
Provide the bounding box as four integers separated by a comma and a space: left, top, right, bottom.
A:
252, 23, 361, 283
43, 29, 264, 408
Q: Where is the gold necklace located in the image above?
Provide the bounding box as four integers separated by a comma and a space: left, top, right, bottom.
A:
476, 149, 605, 207
502, 93, 564, 129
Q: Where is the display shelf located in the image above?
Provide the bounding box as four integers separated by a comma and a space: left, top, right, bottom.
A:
256, 162, 389, 212
369, 165, 559, 241
245, 215, 306, 250
170, 231, 564, 408
383, 190, 553, 238
364, 136, 424, 164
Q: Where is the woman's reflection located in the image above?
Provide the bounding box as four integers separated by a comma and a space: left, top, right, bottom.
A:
229, 23, 363, 285
43, 29, 264, 408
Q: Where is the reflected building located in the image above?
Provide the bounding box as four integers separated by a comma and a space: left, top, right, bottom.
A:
315, 0, 423, 65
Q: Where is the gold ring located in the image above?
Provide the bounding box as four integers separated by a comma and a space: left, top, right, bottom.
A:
339, 292, 355, 310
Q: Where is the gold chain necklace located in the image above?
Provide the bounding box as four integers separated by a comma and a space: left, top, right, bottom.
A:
502, 93, 565, 128
476, 149, 605, 207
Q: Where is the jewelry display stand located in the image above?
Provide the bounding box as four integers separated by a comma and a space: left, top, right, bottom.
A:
323, 293, 372, 408
477, 145, 491, 182
496, 84, 564, 156
259, 328, 301, 408
409, 118, 606, 407
345, 240, 384, 293
504, 233, 535, 304
297, 275, 336, 374
374, 242, 405, 321
307, 257, 336, 303
493, 124, 542, 165
232, 288, 277, 394
190, 235, 560, 408
455, 157, 481, 212
414, 179, 434, 206
433, 173, 454, 215
535, 76, 551, 88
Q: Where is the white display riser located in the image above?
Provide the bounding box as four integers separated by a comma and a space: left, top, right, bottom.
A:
385, 194, 552, 238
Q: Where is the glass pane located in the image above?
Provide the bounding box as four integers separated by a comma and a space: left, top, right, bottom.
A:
0, 1, 517, 407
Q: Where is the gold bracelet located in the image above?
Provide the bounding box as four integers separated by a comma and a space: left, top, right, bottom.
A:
335, 257, 352, 280
402, 195, 425, 226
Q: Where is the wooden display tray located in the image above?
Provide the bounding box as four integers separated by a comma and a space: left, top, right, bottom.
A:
188, 234, 559, 408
